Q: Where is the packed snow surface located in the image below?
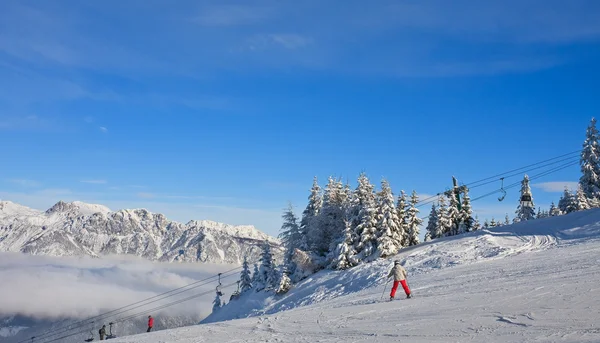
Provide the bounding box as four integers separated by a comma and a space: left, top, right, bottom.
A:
108, 209, 600, 343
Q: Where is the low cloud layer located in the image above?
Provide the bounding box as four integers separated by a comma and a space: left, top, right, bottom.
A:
0, 253, 237, 321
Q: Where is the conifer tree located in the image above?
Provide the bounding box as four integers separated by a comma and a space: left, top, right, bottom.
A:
251, 263, 260, 291
276, 268, 292, 294
447, 192, 461, 236
279, 203, 301, 266
579, 117, 600, 206
354, 173, 379, 260
425, 204, 438, 240
376, 179, 403, 257
504, 214, 511, 225
396, 191, 409, 246
405, 190, 422, 246
435, 196, 451, 238
483, 219, 490, 229
300, 177, 322, 251
330, 219, 358, 269
472, 215, 481, 231
459, 188, 474, 233
311, 177, 345, 255
558, 187, 577, 214
549, 201, 561, 216
257, 242, 277, 291
490, 217, 497, 227
239, 256, 253, 293
515, 174, 536, 222
212, 292, 222, 313
576, 184, 591, 211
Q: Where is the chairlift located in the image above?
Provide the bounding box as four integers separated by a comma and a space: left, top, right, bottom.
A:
498, 178, 507, 202
521, 194, 532, 203
106, 322, 116, 340
229, 280, 241, 301
84, 322, 94, 342
216, 273, 223, 297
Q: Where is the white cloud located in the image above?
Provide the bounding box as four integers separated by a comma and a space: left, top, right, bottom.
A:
0, 253, 228, 320
99, 126, 108, 133
533, 181, 578, 193
80, 180, 108, 184
137, 192, 156, 199
7, 179, 40, 187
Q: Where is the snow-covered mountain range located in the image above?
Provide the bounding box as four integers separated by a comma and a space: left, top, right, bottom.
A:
0, 200, 282, 264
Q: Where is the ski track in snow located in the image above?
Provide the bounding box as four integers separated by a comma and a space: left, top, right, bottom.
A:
17, 210, 600, 342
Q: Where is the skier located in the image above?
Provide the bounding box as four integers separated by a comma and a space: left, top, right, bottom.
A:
147, 315, 154, 332
387, 260, 412, 300
99, 325, 106, 340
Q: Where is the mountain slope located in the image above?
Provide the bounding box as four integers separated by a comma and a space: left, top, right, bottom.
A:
0, 200, 282, 264
111, 209, 600, 342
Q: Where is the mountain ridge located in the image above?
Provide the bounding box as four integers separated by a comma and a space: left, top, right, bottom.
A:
0, 199, 282, 264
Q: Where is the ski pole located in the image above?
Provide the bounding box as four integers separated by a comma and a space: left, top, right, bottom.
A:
381, 278, 391, 300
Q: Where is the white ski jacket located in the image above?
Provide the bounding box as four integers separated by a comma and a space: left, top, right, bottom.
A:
388, 264, 407, 281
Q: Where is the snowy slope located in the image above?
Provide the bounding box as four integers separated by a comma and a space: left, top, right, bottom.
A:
0, 200, 282, 264
103, 209, 600, 343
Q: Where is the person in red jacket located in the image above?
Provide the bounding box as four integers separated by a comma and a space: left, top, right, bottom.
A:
147, 315, 154, 332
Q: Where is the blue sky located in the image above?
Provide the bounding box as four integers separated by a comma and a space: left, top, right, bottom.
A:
1, 0, 599, 236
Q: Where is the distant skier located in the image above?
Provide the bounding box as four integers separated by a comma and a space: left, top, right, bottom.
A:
99, 325, 106, 340
387, 260, 412, 300
147, 315, 154, 332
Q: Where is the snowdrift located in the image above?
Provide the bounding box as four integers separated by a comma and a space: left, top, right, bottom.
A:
203, 208, 600, 324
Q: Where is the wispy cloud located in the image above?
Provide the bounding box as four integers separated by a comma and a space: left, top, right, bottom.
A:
80, 180, 108, 184
99, 126, 108, 133
137, 192, 156, 199
7, 179, 40, 188
533, 181, 578, 192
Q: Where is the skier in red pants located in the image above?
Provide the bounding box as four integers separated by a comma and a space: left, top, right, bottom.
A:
388, 260, 412, 300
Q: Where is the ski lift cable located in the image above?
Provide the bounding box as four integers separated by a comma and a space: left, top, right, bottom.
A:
418, 159, 579, 220
463, 150, 580, 188
470, 160, 579, 202
18, 263, 253, 343
36, 279, 242, 343
112, 281, 239, 326
467, 155, 579, 190
414, 152, 579, 208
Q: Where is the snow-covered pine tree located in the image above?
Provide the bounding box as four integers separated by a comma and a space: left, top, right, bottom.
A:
514, 174, 536, 222
536, 207, 542, 219
276, 268, 292, 294
549, 201, 561, 216
446, 191, 461, 236
425, 204, 438, 240
558, 186, 577, 214
354, 173, 379, 261
311, 177, 345, 256
472, 215, 481, 231
300, 177, 323, 251
212, 292, 222, 313
251, 263, 261, 291
435, 196, 452, 238
504, 214, 510, 225
279, 203, 301, 266
459, 188, 474, 233
489, 217, 497, 227
257, 242, 278, 291
576, 184, 591, 211
483, 219, 490, 229
375, 179, 403, 257
405, 190, 422, 246
239, 256, 253, 293
396, 190, 409, 246
330, 219, 358, 269
579, 117, 600, 206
